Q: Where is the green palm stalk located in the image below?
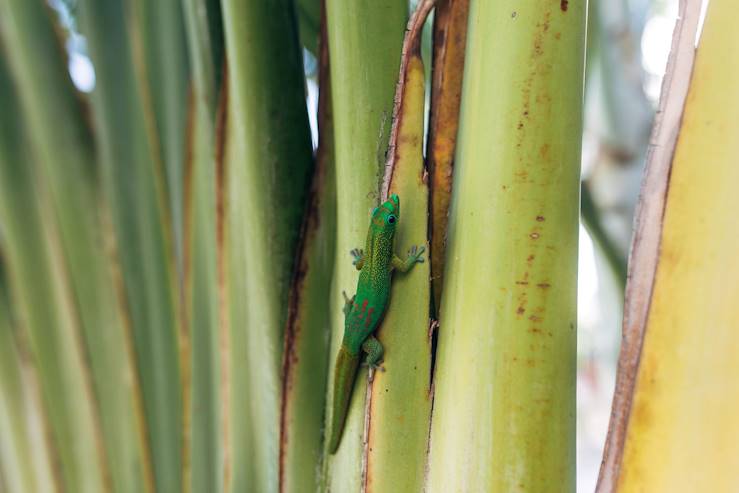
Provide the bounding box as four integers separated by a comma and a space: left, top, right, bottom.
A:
427, 1, 586, 490
220, 0, 314, 491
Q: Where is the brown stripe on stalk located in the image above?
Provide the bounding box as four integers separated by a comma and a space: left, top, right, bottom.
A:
379, 0, 436, 201
425, 0, 469, 316
278, 0, 333, 489
214, 61, 231, 492
179, 83, 194, 493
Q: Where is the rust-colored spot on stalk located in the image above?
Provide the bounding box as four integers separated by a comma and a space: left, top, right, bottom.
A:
560, 0, 569, 12
539, 143, 551, 158
516, 9, 554, 154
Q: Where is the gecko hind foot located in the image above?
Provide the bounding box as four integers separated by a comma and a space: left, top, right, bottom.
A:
342, 291, 355, 317
363, 361, 386, 372
366, 364, 386, 382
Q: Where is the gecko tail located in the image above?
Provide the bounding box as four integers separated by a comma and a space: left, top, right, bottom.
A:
328, 345, 360, 454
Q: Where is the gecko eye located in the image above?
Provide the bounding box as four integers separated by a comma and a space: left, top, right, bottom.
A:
387, 215, 396, 224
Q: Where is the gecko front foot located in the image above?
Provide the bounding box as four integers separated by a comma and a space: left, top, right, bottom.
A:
350, 248, 364, 265
408, 245, 426, 264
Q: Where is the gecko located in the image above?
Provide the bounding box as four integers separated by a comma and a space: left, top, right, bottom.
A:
328, 193, 425, 454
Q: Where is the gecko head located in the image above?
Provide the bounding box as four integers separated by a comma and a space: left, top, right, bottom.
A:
371, 194, 400, 232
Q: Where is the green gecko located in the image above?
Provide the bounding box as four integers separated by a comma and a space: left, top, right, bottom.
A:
328, 193, 425, 454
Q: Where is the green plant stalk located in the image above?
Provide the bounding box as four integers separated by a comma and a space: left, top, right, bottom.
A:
130, 0, 190, 277
0, 260, 57, 493
221, 111, 252, 493
77, 1, 183, 490
0, 2, 154, 491
321, 0, 406, 489
365, 2, 434, 481
220, 0, 314, 490
427, 1, 586, 491
180, 1, 226, 491
0, 59, 109, 492
182, 0, 223, 116
279, 117, 336, 493
0, 277, 32, 493
279, 11, 336, 490
182, 100, 222, 493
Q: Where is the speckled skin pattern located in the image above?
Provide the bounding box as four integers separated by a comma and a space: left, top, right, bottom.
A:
328, 194, 425, 453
